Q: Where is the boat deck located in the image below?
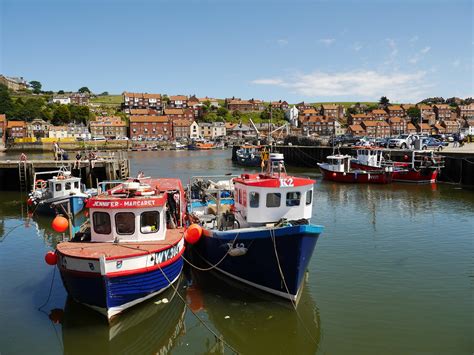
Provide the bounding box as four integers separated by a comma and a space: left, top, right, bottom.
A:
57, 228, 184, 260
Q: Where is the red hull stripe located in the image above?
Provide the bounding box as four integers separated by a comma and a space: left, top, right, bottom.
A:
106, 247, 185, 278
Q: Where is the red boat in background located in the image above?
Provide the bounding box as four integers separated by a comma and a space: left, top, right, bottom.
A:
318, 154, 393, 184
350, 148, 444, 183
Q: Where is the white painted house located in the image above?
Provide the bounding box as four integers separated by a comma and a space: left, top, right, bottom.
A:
286, 106, 299, 127
189, 121, 201, 139
49, 126, 69, 139
52, 96, 71, 105
211, 122, 226, 139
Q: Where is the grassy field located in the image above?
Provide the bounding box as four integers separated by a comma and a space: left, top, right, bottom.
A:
90, 95, 122, 105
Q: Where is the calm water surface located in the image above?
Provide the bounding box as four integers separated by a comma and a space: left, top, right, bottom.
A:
0, 150, 472, 354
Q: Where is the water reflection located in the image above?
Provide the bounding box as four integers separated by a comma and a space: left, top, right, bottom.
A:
61, 278, 186, 355
191, 270, 321, 355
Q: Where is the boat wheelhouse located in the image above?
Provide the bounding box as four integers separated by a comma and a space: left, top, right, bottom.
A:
28, 169, 93, 215
53, 177, 186, 319
187, 153, 323, 302
318, 154, 392, 184
235, 145, 263, 167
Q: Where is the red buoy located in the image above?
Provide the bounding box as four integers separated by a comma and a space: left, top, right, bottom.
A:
404, 155, 409, 161
52, 216, 69, 233
185, 224, 202, 244
45, 251, 57, 265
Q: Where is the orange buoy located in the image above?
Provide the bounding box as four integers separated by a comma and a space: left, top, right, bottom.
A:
52, 215, 69, 233
45, 251, 57, 265
185, 224, 202, 244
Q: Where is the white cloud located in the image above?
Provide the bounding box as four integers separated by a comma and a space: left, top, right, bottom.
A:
319, 38, 335, 46
251, 70, 430, 102
409, 46, 431, 64
277, 39, 288, 47
251, 78, 284, 85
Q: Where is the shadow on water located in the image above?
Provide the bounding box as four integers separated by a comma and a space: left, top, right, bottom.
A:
189, 269, 321, 355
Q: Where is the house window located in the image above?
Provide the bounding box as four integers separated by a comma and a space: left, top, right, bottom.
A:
286, 192, 301, 206
141, 211, 160, 233
93, 212, 111, 234
306, 190, 312, 205
249, 192, 259, 208
266, 193, 281, 208
115, 212, 135, 235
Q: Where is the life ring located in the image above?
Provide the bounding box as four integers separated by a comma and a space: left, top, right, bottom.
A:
35, 179, 47, 189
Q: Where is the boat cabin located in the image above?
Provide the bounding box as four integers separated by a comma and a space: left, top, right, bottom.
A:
356, 149, 384, 168
233, 153, 314, 225
47, 175, 83, 198
86, 179, 184, 243
323, 155, 352, 172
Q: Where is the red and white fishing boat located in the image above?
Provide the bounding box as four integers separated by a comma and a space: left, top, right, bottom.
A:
318, 154, 393, 184
45, 176, 187, 319
350, 148, 444, 183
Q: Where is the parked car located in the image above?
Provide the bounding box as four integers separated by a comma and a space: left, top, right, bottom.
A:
421, 137, 448, 151
328, 134, 360, 147
91, 136, 106, 141
374, 137, 389, 147
388, 134, 418, 149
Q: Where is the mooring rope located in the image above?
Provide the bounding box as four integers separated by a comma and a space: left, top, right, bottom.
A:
157, 265, 240, 354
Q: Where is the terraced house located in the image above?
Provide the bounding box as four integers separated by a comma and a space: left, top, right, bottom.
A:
385, 105, 404, 118
168, 95, 188, 108
434, 104, 452, 121
457, 104, 474, 120
122, 92, 163, 113
129, 116, 171, 140
90, 116, 127, 139
419, 104, 436, 125
321, 104, 344, 119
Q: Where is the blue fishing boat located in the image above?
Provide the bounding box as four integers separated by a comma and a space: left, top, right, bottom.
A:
235, 145, 263, 167
28, 169, 94, 216
187, 153, 324, 302
47, 176, 187, 319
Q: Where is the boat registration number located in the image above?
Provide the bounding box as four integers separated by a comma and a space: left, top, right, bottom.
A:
280, 178, 294, 187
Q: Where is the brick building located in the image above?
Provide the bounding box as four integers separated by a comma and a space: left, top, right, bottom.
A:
0, 114, 6, 143
164, 108, 194, 122
321, 104, 344, 119
69, 93, 90, 106
371, 109, 388, 121
361, 120, 390, 137
172, 119, 191, 139
348, 124, 365, 136
387, 117, 407, 135
7, 121, 27, 139
348, 113, 373, 125
434, 104, 452, 121
386, 105, 404, 118
129, 116, 171, 140
122, 92, 162, 113
457, 104, 474, 120
169, 95, 188, 108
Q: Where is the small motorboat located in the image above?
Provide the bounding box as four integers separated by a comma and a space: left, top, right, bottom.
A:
47, 175, 187, 319
187, 153, 323, 302
235, 145, 264, 167
318, 154, 392, 184
28, 169, 94, 216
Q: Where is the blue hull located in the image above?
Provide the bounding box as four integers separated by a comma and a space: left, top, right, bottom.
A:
59, 258, 183, 318
36, 196, 85, 216
193, 224, 322, 300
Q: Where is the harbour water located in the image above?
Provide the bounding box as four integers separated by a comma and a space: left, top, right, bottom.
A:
0, 150, 472, 354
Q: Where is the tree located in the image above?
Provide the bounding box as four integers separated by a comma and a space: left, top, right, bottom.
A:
29, 81, 42, 94
78, 87, 91, 94
52, 105, 71, 125
203, 112, 218, 122
69, 104, 90, 124
0, 84, 14, 115
100, 91, 109, 96
406, 107, 421, 124
260, 106, 285, 121
15, 98, 45, 121
232, 110, 242, 120
217, 107, 229, 118
58, 90, 65, 94
379, 96, 390, 107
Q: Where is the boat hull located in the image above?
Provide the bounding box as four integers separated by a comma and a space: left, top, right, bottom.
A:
351, 161, 439, 183
36, 195, 86, 216
192, 224, 322, 301
57, 248, 184, 319
318, 165, 392, 184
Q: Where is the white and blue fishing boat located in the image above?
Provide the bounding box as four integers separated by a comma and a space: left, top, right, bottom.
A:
28, 169, 93, 216
187, 153, 323, 302
235, 145, 263, 167
49, 176, 186, 319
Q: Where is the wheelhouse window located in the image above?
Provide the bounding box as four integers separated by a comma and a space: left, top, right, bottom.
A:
55, 184, 62, 192
306, 190, 312, 205
249, 192, 259, 208
93, 212, 111, 234
65, 182, 71, 190
141, 211, 160, 234
115, 212, 135, 235
74, 181, 79, 189
286, 192, 301, 206
266, 193, 281, 208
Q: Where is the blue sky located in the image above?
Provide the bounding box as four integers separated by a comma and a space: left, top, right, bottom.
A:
1, 0, 472, 103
